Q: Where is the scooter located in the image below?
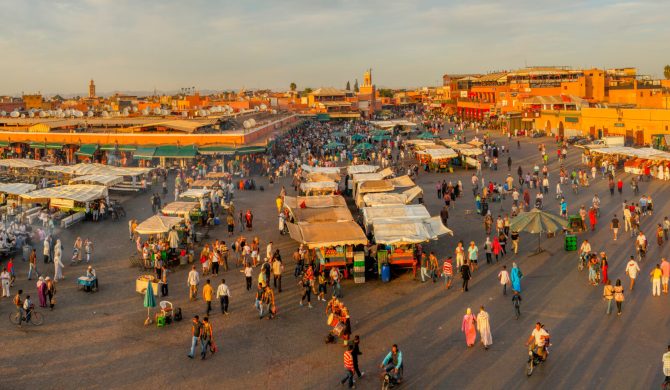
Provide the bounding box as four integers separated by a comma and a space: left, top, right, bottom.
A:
526, 342, 550, 377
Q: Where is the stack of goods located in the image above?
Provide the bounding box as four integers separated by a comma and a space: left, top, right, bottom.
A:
353, 252, 365, 283
564, 235, 577, 251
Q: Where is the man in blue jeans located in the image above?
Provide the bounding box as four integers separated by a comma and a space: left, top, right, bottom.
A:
187, 315, 202, 359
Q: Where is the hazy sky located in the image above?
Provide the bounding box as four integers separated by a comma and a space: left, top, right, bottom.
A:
1, 0, 668, 95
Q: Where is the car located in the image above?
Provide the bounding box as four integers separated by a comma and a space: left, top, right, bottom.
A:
566, 136, 586, 144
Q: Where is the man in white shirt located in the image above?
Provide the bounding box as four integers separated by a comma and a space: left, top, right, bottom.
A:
625, 256, 641, 291
662, 345, 670, 379
579, 240, 591, 258
636, 232, 647, 260
526, 322, 550, 361
498, 265, 510, 296
266, 242, 273, 260
187, 266, 200, 301
216, 279, 231, 315
623, 207, 632, 233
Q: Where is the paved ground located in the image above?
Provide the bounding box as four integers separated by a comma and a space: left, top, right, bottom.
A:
0, 128, 668, 389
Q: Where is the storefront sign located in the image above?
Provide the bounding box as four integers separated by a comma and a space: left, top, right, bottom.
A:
565, 117, 578, 123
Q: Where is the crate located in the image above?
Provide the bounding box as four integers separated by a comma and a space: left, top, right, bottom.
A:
354, 276, 365, 284
354, 266, 365, 273
564, 234, 577, 251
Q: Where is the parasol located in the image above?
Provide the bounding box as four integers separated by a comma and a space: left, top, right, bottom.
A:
509, 208, 567, 253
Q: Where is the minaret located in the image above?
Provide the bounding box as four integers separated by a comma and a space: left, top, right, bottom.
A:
89, 79, 96, 98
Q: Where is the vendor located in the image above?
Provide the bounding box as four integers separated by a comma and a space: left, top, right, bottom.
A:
86, 265, 98, 291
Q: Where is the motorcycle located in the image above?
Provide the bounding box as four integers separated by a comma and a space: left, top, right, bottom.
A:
381, 368, 402, 390
526, 343, 550, 377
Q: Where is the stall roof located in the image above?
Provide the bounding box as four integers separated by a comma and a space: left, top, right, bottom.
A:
378, 167, 394, 178
346, 165, 379, 175
352, 172, 384, 182
286, 221, 367, 249
300, 164, 341, 175
300, 181, 338, 194
0, 182, 37, 196
70, 174, 124, 186
21, 184, 108, 203
362, 186, 423, 207
161, 201, 198, 216
417, 148, 458, 160
305, 172, 341, 182
154, 145, 198, 158
390, 175, 416, 188
179, 188, 211, 199
135, 215, 183, 235
0, 159, 52, 169
590, 146, 670, 160
362, 204, 431, 226
358, 180, 394, 194
372, 216, 453, 245
190, 179, 218, 188
283, 195, 347, 210
74, 144, 99, 157
42, 163, 152, 177
290, 206, 353, 223
405, 139, 436, 147
205, 172, 230, 179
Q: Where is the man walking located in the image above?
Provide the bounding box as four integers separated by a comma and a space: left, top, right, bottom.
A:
610, 214, 619, 241
603, 280, 614, 315
625, 256, 640, 291
188, 265, 200, 301
200, 317, 214, 360
187, 315, 202, 359
498, 265, 510, 295
340, 345, 355, 388
216, 278, 230, 314
661, 257, 670, 294
272, 256, 283, 292
651, 264, 663, 297
442, 257, 453, 289
27, 249, 38, 280
477, 306, 493, 350
203, 279, 213, 315
419, 252, 429, 283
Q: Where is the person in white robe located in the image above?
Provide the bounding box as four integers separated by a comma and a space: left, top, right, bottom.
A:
477, 306, 493, 350
54, 239, 64, 280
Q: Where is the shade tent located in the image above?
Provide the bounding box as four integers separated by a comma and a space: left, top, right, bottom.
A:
405, 140, 436, 147
351, 134, 366, 141
378, 167, 394, 178
452, 144, 484, 156
190, 179, 217, 188
390, 175, 415, 188
357, 180, 394, 194
300, 164, 341, 175
205, 172, 230, 179
354, 143, 374, 151
0, 183, 37, 196
286, 221, 367, 249
305, 172, 341, 182
0, 159, 52, 169
417, 148, 458, 160
289, 206, 353, 223
351, 172, 384, 182
21, 184, 108, 203
372, 217, 453, 245
70, 175, 124, 186
161, 201, 198, 216
362, 204, 431, 227
300, 181, 338, 195
283, 195, 347, 210
134, 215, 183, 235
346, 165, 379, 175
362, 186, 423, 207
439, 139, 461, 147
510, 208, 568, 252
42, 163, 152, 177
179, 188, 211, 199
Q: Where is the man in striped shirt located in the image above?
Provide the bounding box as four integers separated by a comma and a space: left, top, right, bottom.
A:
443, 257, 453, 289
340, 345, 355, 388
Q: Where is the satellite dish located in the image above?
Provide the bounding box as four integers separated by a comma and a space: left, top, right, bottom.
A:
248, 118, 256, 127
87, 111, 94, 117
28, 112, 35, 118
132, 106, 138, 113
102, 111, 109, 117
243, 120, 251, 129
271, 109, 277, 114
57, 108, 63, 114
254, 106, 260, 112
153, 107, 161, 115
142, 108, 149, 115
75, 111, 84, 118
260, 104, 267, 110
161, 109, 169, 116
182, 111, 187, 117
39, 111, 46, 118
199, 109, 207, 117
20, 113, 25, 118
1, 111, 6, 116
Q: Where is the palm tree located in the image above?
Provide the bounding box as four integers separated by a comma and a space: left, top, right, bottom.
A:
290, 82, 297, 92
664, 65, 670, 80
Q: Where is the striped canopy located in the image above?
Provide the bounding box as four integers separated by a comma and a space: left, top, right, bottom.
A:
510, 208, 567, 234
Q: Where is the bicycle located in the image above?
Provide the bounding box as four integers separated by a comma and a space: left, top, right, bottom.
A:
9, 308, 44, 326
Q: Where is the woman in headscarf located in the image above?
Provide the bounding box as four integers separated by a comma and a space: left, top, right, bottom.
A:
477, 306, 493, 350
54, 239, 64, 280
37, 276, 47, 307
510, 262, 523, 292
461, 308, 477, 348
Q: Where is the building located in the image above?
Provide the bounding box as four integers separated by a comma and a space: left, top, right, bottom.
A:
357, 69, 378, 118
22, 94, 43, 110
89, 79, 96, 98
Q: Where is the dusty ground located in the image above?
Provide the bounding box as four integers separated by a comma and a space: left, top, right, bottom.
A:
0, 128, 668, 389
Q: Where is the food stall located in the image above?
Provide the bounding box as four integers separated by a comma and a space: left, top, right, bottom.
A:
299, 181, 338, 196
362, 204, 432, 232
161, 201, 199, 218
452, 144, 484, 168
70, 174, 124, 187
361, 186, 423, 207
415, 147, 458, 172
134, 215, 183, 236
0, 183, 37, 204
190, 179, 218, 189
372, 216, 453, 269
286, 220, 367, 271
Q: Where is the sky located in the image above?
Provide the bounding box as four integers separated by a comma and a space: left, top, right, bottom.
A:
0, 0, 668, 96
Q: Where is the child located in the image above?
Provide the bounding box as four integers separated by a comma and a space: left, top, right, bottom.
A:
317, 271, 327, 301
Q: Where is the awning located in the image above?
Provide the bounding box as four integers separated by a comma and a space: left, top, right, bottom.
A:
75, 144, 99, 157
346, 165, 379, 175
135, 215, 183, 235
179, 188, 211, 199
301, 164, 342, 175
154, 145, 197, 158
21, 184, 108, 203
372, 216, 453, 245
190, 179, 217, 188
283, 195, 347, 210
235, 146, 266, 155
362, 204, 431, 227
300, 181, 338, 195
0, 141, 9, 147
100, 144, 137, 152
0, 183, 37, 196
286, 221, 367, 249
199, 145, 236, 155
161, 201, 199, 216
0, 159, 52, 169
134, 146, 156, 159
361, 186, 423, 207
290, 206, 353, 223
70, 174, 124, 186
390, 175, 415, 188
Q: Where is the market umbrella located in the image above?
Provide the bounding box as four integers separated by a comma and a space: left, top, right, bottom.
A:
418, 131, 437, 139
354, 143, 374, 151
372, 135, 391, 142
351, 134, 366, 142
143, 281, 156, 325
509, 208, 568, 253
324, 141, 344, 150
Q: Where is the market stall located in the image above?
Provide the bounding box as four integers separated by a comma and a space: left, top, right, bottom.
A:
283, 195, 348, 210
134, 215, 183, 235
416, 147, 458, 172
362, 204, 432, 231
286, 220, 367, 270
361, 186, 423, 207
190, 179, 218, 189
299, 181, 338, 196
21, 184, 107, 210
70, 174, 124, 187
179, 188, 211, 200
161, 201, 199, 217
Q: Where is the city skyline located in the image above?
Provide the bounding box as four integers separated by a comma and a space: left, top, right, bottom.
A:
1, 0, 669, 95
